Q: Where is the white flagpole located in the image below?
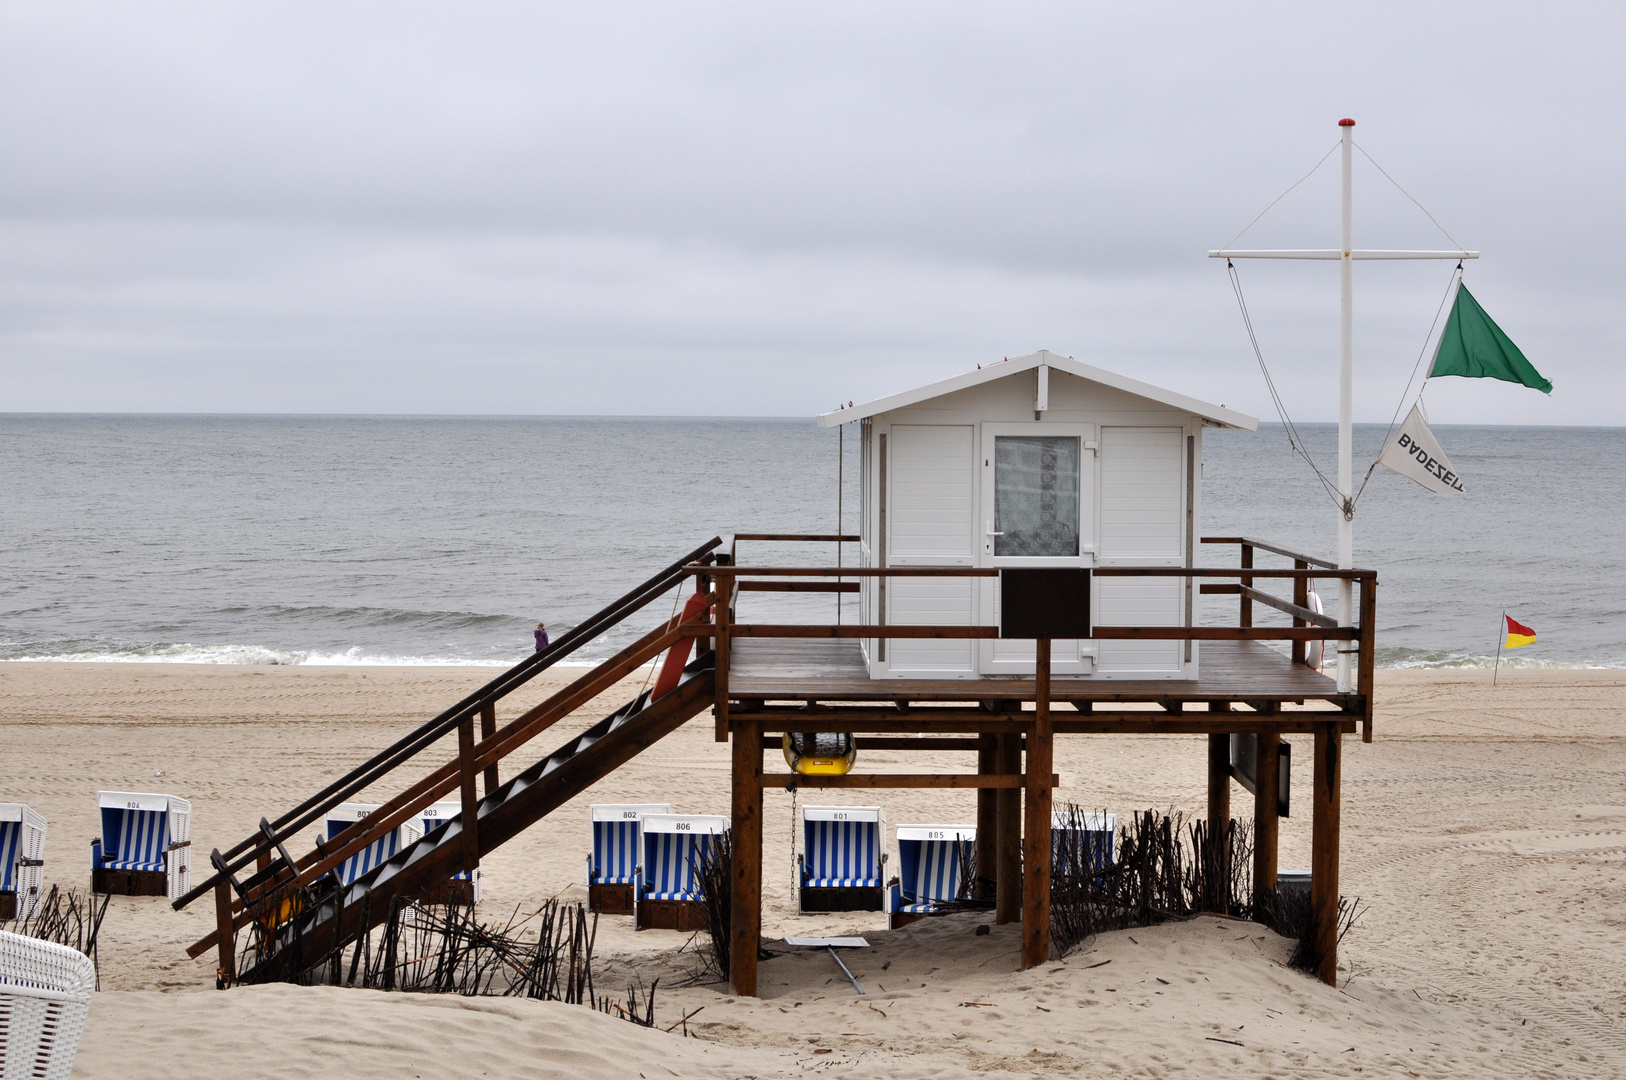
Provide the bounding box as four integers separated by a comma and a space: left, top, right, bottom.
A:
1493, 610, 1504, 686
1337, 118, 1355, 694
1208, 120, 1480, 695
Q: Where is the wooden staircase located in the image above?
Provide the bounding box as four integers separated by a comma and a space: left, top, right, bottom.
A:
175, 537, 726, 986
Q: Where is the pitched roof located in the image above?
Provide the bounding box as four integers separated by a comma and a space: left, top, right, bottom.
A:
815, 350, 1258, 430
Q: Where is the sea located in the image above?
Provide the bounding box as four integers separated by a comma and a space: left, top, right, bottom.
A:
2, 415, 1620, 670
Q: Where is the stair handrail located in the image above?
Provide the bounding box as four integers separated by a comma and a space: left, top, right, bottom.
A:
174, 535, 722, 910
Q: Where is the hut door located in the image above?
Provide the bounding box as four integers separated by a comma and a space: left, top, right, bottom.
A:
977, 423, 1097, 675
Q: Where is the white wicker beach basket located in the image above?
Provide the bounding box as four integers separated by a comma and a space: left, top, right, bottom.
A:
0, 930, 96, 1080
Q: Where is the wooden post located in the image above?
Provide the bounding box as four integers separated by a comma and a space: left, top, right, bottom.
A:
1358, 576, 1377, 743
1021, 639, 1054, 969
1254, 731, 1281, 916
213, 878, 236, 988
457, 713, 481, 872
1240, 543, 1254, 628
1292, 559, 1308, 665
974, 733, 998, 900
1206, 722, 1231, 916
715, 568, 732, 742
479, 702, 499, 795
994, 731, 1022, 924
729, 717, 762, 996
1311, 721, 1342, 986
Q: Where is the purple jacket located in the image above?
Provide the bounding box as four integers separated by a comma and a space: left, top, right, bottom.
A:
534, 627, 549, 651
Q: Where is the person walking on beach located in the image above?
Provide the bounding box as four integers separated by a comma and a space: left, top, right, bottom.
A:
534, 621, 549, 651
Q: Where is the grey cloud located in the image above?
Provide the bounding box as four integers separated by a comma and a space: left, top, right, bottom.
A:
0, 2, 1620, 422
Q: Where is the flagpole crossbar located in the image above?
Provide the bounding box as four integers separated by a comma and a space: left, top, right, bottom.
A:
1209, 250, 1478, 261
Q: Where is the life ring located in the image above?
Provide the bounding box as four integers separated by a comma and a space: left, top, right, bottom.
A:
782, 731, 857, 776
1304, 589, 1326, 670
651, 591, 711, 702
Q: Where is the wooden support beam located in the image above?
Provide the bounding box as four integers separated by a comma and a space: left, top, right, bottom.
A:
736, 581, 860, 593
1292, 560, 1309, 665
1021, 639, 1054, 969
213, 878, 236, 988
457, 713, 481, 873
729, 718, 763, 997
1235, 584, 1340, 628
479, 702, 499, 795
759, 734, 1000, 752
704, 563, 1364, 580
1240, 543, 1254, 628
995, 732, 1021, 925
729, 624, 1357, 641
1358, 577, 1377, 743
761, 772, 1055, 789
974, 734, 997, 900
751, 710, 1358, 735
1206, 719, 1231, 916
732, 624, 995, 639
1311, 722, 1342, 986
715, 569, 732, 742
858, 737, 996, 751
1253, 731, 1281, 916
1200, 536, 1340, 569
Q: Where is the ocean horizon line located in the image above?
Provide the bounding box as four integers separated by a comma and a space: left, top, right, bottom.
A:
0, 412, 1619, 431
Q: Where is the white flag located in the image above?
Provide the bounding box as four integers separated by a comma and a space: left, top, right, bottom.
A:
1378, 403, 1464, 496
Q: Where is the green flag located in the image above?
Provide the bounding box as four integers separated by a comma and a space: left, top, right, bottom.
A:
1429, 283, 1552, 393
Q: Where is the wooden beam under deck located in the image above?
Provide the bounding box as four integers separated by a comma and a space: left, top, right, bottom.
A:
761, 772, 1058, 789
738, 711, 1358, 735
758, 734, 1014, 752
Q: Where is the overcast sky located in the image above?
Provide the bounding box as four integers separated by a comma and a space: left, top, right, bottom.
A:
1, 3, 1619, 423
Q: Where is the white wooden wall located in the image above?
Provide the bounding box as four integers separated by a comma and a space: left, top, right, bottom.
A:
1095, 426, 1185, 674
885, 425, 977, 676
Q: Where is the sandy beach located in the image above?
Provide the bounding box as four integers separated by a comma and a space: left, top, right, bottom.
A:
4, 662, 1623, 1078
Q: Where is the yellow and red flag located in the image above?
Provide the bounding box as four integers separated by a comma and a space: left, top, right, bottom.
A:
1504, 615, 1537, 649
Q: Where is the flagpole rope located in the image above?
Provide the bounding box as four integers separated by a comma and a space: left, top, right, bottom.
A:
1226, 259, 1345, 513
1352, 141, 1467, 252
1220, 142, 1341, 251
1351, 260, 1464, 507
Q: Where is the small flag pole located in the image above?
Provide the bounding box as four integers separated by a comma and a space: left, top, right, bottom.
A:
1493, 610, 1505, 686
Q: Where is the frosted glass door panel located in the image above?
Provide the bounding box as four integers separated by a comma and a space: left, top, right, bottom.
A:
993, 437, 1080, 557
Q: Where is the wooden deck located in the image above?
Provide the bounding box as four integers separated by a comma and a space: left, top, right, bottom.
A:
729, 637, 1346, 706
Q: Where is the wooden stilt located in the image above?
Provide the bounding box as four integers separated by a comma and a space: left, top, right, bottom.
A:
480, 702, 499, 795
1020, 639, 1054, 969
994, 731, 1022, 924
213, 877, 236, 988
1206, 721, 1231, 916
1311, 721, 1342, 986
1253, 731, 1281, 915
729, 718, 762, 996
457, 713, 481, 873
974, 733, 998, 899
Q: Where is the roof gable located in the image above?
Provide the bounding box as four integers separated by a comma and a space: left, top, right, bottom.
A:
816, 350, 1258, 431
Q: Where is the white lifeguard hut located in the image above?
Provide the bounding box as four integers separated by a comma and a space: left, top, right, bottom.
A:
818, 350, 1257, 681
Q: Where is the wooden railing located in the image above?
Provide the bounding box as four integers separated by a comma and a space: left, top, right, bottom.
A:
692, 534, 1377, 740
